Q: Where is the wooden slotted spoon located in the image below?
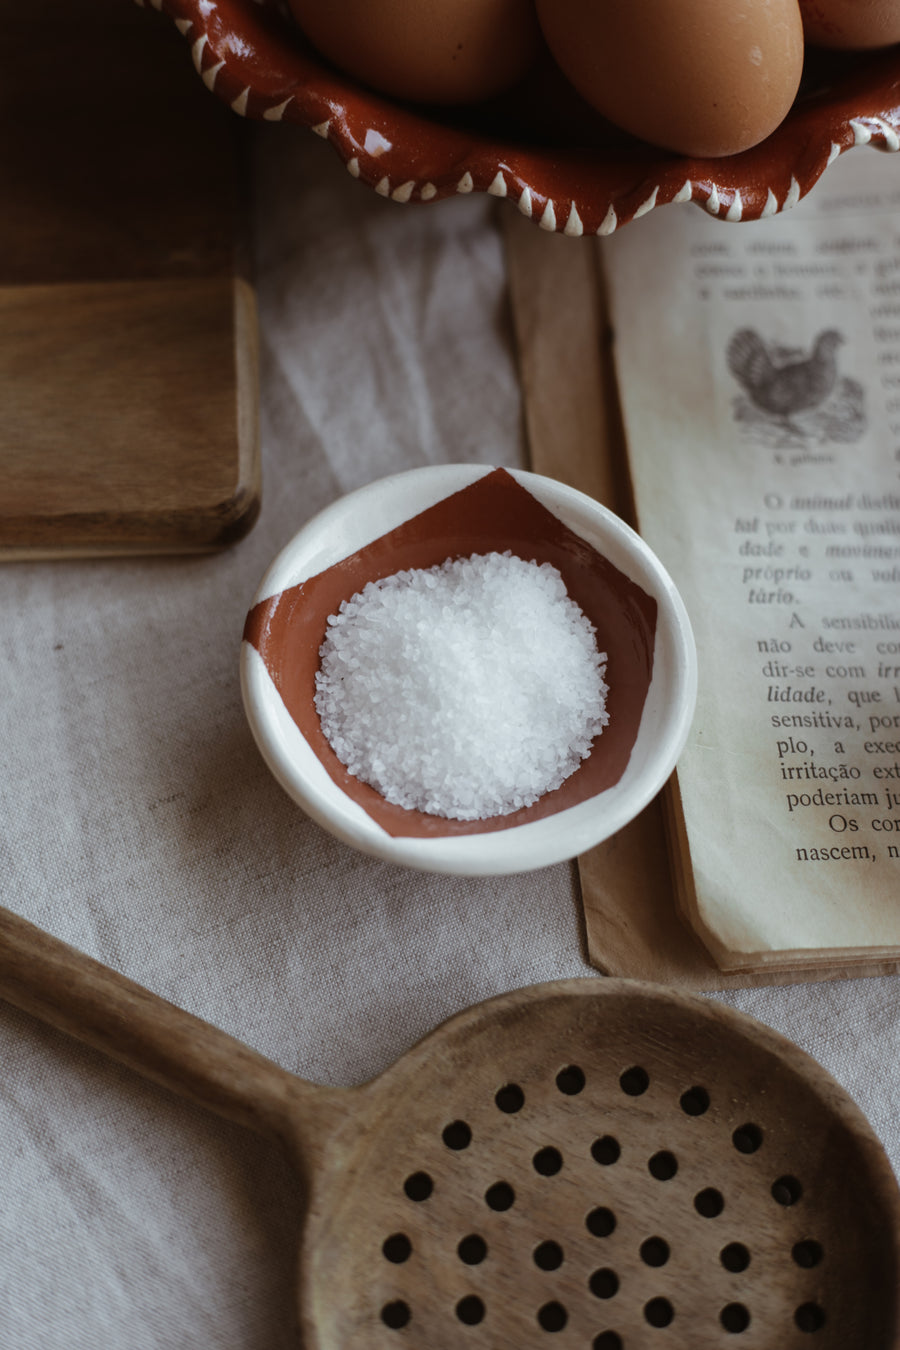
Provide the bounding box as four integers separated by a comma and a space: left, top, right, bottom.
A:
0, 903, 897, 1349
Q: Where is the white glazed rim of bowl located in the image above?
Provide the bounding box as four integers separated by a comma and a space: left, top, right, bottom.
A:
240, 464, 698, 875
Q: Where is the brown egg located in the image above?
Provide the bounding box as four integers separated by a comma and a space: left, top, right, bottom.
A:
534, 0, 805, 158
799, 0, 900, 49
287, 0, 542, 105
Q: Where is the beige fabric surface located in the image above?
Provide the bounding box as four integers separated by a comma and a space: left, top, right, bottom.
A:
1, 128, 899, 1350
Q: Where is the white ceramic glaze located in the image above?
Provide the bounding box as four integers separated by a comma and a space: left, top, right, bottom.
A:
240, 465, 697, 875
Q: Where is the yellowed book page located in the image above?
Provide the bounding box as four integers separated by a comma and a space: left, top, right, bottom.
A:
504, 207, 899, 986
600, 149, 900, 967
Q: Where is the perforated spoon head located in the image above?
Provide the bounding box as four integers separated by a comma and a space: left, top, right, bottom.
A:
293, 980, 900, 1350
0, 909, 892, 1349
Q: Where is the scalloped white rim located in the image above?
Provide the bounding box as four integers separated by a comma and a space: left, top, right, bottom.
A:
174, 4, 900, 233
321, 138, 893, 230
240, 465, 698, 876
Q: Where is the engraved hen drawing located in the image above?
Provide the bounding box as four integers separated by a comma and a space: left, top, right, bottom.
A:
726, 327, 865, 447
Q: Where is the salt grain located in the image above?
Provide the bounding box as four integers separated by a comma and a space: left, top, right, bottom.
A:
314, 551, 609, 821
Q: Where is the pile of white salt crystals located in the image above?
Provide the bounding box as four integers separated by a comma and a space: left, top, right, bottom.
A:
314, 550, 609, 821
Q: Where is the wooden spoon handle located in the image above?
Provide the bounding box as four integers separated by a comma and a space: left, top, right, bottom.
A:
0, 904, 310, 1143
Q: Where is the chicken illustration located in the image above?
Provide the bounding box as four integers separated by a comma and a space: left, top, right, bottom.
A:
726, 328, 844, 429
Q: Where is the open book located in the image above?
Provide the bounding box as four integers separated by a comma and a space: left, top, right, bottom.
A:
601, 147, 900, 971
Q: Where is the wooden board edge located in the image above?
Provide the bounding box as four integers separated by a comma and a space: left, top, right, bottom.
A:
0, 273, 261, 561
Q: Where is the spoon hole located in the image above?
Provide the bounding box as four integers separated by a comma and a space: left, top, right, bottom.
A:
457, 1234, 488, 1265
586, 1207, 616, 1238
772, 1175, 803, 1207
792, 1239, 824, 1269
589, 1268, 619, 1300
721, 1303, 751, 1334
537, 1301, 568, 1332
640, 1237, 670, 1268
382, 1233, 412, 1264
694, 1188, 724, 1218
555, 1064, 585, 1095
456, 1295, 485, 1326
533, 1146, 563, 1176
732, 1123, 763, 1154
720, 1242, 750, 1273
591, 1135, 620, 1166
619, 1065, 650, 1096
680, 1085, 710, 1116
534, 1240, 564, 1271
381, 1300, 410, 1329
403, 1171, 433, 1202
648, 1150, 678, 1181
485, 1181, 515, 1211
795, 1302, 826, 1333
441, 1119, 472, 1150
644, 1297, 674, 1328
495, 1083, 525, 1114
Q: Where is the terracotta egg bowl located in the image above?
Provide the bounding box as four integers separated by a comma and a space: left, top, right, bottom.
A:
151, 0, 900, 234
240, 466, 697, 874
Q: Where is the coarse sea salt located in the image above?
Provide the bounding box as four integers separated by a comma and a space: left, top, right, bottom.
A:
314, 551, 609, 821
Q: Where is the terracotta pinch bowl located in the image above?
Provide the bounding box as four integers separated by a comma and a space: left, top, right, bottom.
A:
150, 0, 900, 236
240, 464, 697, 874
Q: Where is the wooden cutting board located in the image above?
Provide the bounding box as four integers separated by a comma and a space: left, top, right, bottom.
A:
0, 0, 260, 557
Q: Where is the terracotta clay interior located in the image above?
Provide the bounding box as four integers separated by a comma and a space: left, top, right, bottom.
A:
243, 468, 658, 838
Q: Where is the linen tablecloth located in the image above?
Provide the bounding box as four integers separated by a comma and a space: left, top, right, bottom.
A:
2, 126, 899, 1350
